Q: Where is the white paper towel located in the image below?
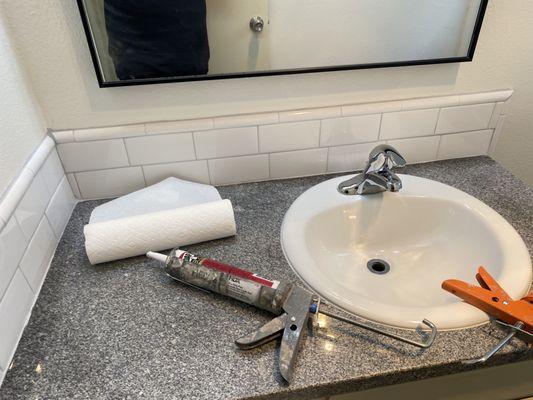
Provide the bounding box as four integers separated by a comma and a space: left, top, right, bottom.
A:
84, 199, 236, 264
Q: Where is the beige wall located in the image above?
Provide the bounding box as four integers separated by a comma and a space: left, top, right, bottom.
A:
0, 7, 46, 196
1, 1, 533, 185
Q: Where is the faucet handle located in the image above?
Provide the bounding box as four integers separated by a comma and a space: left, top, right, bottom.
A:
368, 144, 406, 168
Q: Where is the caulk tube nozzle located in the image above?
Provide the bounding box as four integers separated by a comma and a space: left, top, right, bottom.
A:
146, 251, 169, 264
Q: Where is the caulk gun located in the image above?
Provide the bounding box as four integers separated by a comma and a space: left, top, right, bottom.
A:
147, 248, 437, 382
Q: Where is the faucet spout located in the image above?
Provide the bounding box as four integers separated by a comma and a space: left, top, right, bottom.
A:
337, 145, 406, 196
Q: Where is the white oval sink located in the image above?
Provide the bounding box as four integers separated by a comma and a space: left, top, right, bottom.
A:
281, 174, 532, 330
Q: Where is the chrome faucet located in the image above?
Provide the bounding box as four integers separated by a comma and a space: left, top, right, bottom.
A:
337, 144, 406, 195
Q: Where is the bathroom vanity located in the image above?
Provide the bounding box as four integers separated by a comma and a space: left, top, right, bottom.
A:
0, 157, 531, 400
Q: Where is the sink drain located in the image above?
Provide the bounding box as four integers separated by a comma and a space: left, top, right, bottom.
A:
367, 259, 391, 275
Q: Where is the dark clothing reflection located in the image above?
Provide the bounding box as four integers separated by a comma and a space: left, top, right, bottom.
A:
104, 0, 210, 80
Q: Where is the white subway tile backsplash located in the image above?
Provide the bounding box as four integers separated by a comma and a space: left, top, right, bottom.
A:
270, 148, 328, 179
0, 218, 27, 299
0, 134, 78, 377
125, 133, 195, 165
40, 150, 64, 196
50, 90, 514, 198
438, 130, 493, 160
279, 107, 341, 123
76, 167, 145, 199
436, 103, 495, 134
380, 109, 439, 140
387, 136, 440, 164
57, 140, 129, 172
209, 155, 269, 185
213, 112, 278, 129
45, 177, 76, 239
320, 114, 381, 147
19, 217, 57, 292
342, 101, 402, 116
0, 269, 34, 370
259, 121, 320, 153
74, 124, 145, 141
146, 118, 213, 135
143, 160, 210, 185
14, 172, 51, 241
327, 142, 383, 173
194, 126, 258, 159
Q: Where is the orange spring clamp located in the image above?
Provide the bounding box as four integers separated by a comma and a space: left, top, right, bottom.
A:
442, 266, 532, 364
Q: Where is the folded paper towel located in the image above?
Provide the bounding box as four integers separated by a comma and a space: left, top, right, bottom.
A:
83, 178, 237, 264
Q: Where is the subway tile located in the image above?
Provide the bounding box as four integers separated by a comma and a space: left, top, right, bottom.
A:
14, 172, 51, 241
52, 130, 74, 144
436, 103, 495, 134
327, 142, 384, 173
125, 133, 195, 165
342, 101, 402, 116
194, 127, 258, 159
0, 217, 28, 300
380, 109, 439, 140
45, 177, 76, 239
208, 155, 269, 185
66, 174, 81, 199
75, 167, 145, 199
146, 118, 213, 135
320, 115, 381, 147
213, 112, 278, 129
489, 102, 505, 129
270, 148, 328, 179
438, 130, 493, 160
401, 95, 460, 111
57, 140, 129, 172
40, 149, 64, 196
0, 269, 34, 370
74, 124, 145, 141
19, 216, 57, 292
387, 136, 440, 164
259, 121, 320, 153
143, 160, 210, 185
279, 107, 341, 123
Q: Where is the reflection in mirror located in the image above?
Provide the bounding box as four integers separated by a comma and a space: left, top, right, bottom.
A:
77, 0, 487, 86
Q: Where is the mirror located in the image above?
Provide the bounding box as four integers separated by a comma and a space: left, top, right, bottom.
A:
77, 0, 487, 87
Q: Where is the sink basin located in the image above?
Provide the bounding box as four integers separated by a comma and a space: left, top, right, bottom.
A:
281, 174, 532, 330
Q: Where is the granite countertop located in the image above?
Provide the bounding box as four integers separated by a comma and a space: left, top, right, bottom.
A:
1, 157, 532, 400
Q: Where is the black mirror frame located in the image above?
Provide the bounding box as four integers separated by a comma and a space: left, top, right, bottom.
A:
76, 0, 489, 88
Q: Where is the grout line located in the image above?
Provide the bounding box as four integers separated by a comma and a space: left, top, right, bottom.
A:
436, 134, 443, 159
377, 114, 384, 140
70, 173, 82, 199
206, 158, 213, 185
434, 108, 443, 135
191, 132, 199, 159
122, 138, 133, 166
140, 166, 148, 187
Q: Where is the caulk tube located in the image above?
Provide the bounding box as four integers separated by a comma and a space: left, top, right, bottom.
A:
147, 249, 292, 315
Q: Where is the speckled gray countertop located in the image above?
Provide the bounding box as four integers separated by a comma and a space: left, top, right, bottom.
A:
1, 157, 532, 400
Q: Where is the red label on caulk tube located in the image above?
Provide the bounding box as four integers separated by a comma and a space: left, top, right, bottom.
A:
175, 249, 280, 288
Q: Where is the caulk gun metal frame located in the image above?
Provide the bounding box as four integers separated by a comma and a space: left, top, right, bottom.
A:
147, 249, 437, 382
